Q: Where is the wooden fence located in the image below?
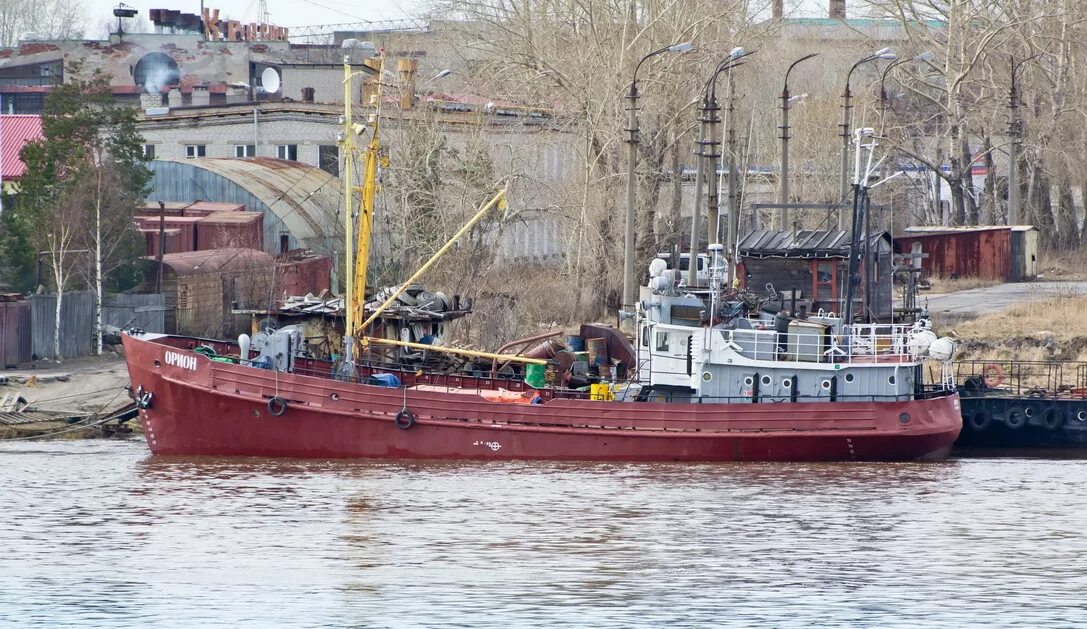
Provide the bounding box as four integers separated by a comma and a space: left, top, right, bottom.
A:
26, 292, 166, 360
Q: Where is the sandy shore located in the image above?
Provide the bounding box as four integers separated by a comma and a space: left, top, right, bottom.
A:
1, 354, 132, 415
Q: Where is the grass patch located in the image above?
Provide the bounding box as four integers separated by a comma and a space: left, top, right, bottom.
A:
1036, 249, 1087, 281
951, 291, 1087, 362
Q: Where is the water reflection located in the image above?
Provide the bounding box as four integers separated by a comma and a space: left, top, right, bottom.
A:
1, 440, 1084, 628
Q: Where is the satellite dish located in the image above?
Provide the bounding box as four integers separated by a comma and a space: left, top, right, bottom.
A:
261, 67, 281, 94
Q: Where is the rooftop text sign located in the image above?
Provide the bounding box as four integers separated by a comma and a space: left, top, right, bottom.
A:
203, 8, 288, 42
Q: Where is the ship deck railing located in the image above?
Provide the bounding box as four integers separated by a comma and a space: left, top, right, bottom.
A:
955, 360, 1087, 399
717, 321, 922, 365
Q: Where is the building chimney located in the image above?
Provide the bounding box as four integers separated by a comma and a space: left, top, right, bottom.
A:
829, 0, 845, 19
140, 92, 163, 110
191, 85, 210, 107
397, 59, 417, 110
772, 0, 783, 19
167, 87, 182, 108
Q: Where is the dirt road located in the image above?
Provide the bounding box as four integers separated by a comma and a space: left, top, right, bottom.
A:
925, 281, 1087, 320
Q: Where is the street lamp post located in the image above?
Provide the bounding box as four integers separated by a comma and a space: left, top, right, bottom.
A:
779, 53, 817, 229
839, 48, 895, 228
624, 41, 693, 319
1008, 54, 1037, 227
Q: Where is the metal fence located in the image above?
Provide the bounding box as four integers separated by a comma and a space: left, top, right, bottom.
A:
26, 292, 166, 360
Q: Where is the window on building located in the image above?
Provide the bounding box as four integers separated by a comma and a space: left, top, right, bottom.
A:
276, 144, 298, 161
318, 145, 339, 176
811, 260, 837, 302
235, 144, 256, 158
143, 145, 155, 160
185, 145, 206, 159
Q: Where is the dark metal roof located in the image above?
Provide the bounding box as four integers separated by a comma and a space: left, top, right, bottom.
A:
738, 230, 891, 258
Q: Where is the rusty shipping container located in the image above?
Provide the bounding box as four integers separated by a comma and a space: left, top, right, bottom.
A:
0, 297, 33, 367
140, 227, 183, 258
195, 211, 264, 251
895, 227, 1012, 281
135, 216, 201, 253
276, 255, 332, 298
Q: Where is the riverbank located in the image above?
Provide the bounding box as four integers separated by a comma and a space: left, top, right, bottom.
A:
0, 354, 134, 439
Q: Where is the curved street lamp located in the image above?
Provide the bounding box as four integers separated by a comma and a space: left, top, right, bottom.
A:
838, 47, 895, 227
623, 40, 694, 318
779, 52, 818, 228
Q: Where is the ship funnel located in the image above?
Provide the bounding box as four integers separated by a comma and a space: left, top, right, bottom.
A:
239, 334, 251, 362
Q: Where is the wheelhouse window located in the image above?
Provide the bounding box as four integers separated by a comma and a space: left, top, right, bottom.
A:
655, 331, 670, 352
811, 260, 837, 302
185, 144, 206, 158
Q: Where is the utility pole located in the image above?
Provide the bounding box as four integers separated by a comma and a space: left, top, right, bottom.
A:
686, 106, 708, 288
704, 94, 721, 250
725, 69, 739, 286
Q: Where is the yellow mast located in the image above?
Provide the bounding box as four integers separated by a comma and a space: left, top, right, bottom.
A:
352, 54, 383, 334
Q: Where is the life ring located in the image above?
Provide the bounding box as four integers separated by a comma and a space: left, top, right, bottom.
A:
135, 385, 154, 409
267, 396, 288, 416
967, 409, 991, 431
1004, 407, 1026, 430
1041, 407, 1065, 431
982, 364, 1005, 388
395, 409, 416, 430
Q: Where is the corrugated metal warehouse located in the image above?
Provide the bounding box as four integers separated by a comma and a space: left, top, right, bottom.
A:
146, 158, 342, 260
895, 226, 1039, 282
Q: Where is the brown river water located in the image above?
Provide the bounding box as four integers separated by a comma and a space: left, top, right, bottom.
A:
1, 439, 1086, 628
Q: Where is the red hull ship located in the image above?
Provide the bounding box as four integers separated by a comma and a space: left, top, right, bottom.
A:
123, 333, 961, 462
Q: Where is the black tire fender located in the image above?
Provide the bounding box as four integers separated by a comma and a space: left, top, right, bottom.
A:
267, 396, 288, 417
1005, 407, 1026, 430
967, 409, 991, 432
395, 409, 416, 430
1042, 407, 1065, 431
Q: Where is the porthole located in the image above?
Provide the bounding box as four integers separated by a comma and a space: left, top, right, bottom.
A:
782, 378, 792, 389
1078, 410, 1087, 422
702, 371, 713, 382
899, 412, 911, 424
744, 376, 754, 386
330, 393, 340, 401
1024, 407, 1034, 418
761, 375, 772, 386
845, 373, 855, 383
888, 375, 897, 385
154, 360, 161, 368
820, 379, 831, 390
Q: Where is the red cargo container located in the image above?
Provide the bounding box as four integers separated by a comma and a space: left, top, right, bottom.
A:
894, 226, 1012, 281
275, 255, 332, 298
195, 211, 264, 251
135, 216, 201, 253
185, 201, 246, 216
140, 228, 183, 257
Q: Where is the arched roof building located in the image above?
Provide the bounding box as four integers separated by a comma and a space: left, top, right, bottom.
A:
147, 158, 342, 260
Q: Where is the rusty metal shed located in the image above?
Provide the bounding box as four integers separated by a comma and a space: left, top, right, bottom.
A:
895, 226, 1036, 282
147, 158, 340, 260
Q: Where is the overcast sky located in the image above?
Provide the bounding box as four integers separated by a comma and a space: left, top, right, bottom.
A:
83, 0, 421, 33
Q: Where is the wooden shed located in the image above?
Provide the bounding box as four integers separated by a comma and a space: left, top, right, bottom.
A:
737, 230, 894, 321
141, 248, 333, 337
